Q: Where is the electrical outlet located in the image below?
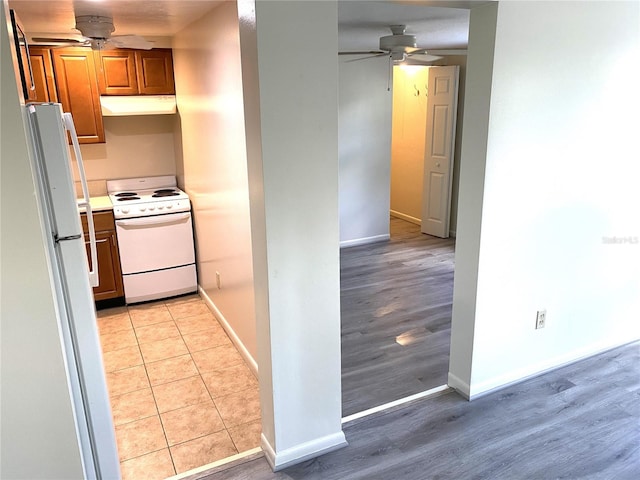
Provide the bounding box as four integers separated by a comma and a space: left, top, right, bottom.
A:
216, 271, 222, 289
535, 309, 546, 329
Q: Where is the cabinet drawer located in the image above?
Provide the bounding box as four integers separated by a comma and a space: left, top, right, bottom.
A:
81, 210, 115, 233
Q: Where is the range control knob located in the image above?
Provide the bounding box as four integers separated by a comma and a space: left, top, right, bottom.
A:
166, 204, 173, 209
122, 207, 130, 214
149, 205, 156, 211
140, 206, 146, 212
158, 205, 165, 210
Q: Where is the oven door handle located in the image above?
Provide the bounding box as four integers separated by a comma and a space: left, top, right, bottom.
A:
117, 212, 191, 228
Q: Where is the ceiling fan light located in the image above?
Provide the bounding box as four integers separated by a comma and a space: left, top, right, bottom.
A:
380, 34, 417, 52
75, 15, 115, 40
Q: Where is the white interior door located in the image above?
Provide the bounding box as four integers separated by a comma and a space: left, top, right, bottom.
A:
421, 65, 459, 238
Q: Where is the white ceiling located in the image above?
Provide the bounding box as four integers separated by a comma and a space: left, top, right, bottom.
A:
8, 0, 223, 37
8, 0, 473, 50
338, 1, 472, 51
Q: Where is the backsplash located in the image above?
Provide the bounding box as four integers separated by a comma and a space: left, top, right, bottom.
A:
72, 115, 178, 197
74, 180, 109, 197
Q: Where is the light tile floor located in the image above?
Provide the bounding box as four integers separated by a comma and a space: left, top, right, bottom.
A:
97, 294, 261, 480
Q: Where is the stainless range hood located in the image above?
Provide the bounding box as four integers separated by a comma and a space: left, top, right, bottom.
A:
99, 95, 177, 116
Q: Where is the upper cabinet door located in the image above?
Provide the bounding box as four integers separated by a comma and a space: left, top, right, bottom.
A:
28, 47, 58, 103
51, 47, 105, 144
135, 49, 175, 94
95, 50, 138, 95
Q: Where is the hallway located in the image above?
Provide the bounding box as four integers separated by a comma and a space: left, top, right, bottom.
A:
340, 217, 455, 416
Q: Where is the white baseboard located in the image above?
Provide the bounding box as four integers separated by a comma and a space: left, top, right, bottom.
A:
463, 338, 639, 401
447, 371, 471, 399
198, 286, 258, 377
389, 210, 421, 225
261, 431, 348, 471
342, 384, 451, 424
340, 234, 389, 249
168, 448, 263, 480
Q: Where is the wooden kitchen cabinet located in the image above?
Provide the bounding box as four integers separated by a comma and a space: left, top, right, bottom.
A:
28, 46, 58, 103
135, 49, 175, 94
95, 48, 175, 95
81, 211, 125, 306
95, 50, 138, 95
51, 47, 105, 143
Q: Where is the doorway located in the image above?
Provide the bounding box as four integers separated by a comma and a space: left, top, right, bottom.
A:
339, 59, 464, 417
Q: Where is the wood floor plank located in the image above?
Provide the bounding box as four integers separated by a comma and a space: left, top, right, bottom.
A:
341, 218, 455, 416
200, 342, 640, 480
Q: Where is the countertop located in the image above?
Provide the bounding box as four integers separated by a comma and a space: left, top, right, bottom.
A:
77, 195, 113, 213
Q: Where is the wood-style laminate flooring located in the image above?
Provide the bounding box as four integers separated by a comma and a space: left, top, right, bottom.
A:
198, 341, 640, 480
341, 218, 456, 416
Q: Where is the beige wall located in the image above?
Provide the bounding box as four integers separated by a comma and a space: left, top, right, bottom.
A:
1, 4, 85, 477
74, 115, 177, 196
172, 1, 257, 363
390, 65, 429, 223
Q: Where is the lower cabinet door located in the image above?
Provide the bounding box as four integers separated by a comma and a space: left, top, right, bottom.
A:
85, 230, 125, 301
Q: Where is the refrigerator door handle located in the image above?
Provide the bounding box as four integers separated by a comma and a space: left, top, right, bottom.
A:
57, 234, 83, 242
63, 112, 99, 288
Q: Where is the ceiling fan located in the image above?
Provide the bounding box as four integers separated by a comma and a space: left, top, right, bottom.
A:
31, 15, 153, 50
339, 25, 466, 65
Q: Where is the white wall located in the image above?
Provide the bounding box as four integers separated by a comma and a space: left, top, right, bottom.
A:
390, 65, 429, 223
450, 0, 640, 398
0, 4, 85, 477
338, 55, 392, 247
172, 1, 257, 364
238, 0, 346, 469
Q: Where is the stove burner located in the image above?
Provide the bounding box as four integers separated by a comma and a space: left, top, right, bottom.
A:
154, 189, 176, 194
115, 192, 138, 197
117, 196, 141, 201
152, 191, 179, 198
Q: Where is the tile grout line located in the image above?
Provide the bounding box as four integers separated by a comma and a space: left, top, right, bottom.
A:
129, 302, 177, 477
180, 324, 240, 459
178, 311, 261, 461
164, 298, 240, 474
145, 300, 179, 477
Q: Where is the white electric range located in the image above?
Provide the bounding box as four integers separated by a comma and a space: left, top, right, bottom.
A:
106, 175, 197, 304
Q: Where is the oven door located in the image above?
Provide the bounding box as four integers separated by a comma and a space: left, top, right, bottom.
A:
115, 212, 195, 274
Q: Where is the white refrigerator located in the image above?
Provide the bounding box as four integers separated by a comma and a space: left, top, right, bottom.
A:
25, 103, 120, 479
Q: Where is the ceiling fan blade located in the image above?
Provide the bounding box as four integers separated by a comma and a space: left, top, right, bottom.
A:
109, 35, 154, 50
344, 53, 389, 63
31, 37, 82, 44
29, 33, 87, 46
427, 49, 468, 56
338, 51, 385, 56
